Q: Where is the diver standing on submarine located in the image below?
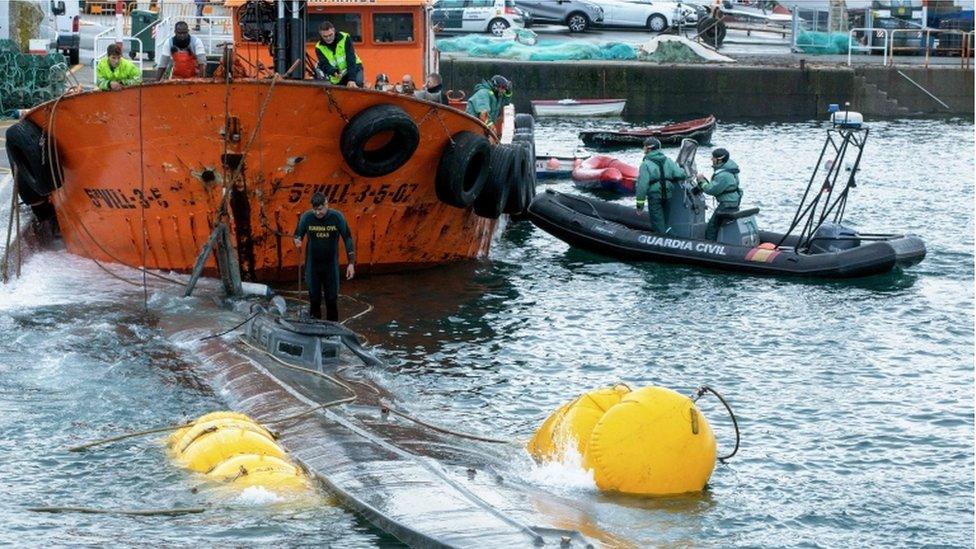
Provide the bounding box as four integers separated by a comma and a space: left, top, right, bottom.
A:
294, 192, 356, 321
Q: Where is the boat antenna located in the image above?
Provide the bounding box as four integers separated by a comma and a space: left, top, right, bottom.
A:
776, 105, 869, 253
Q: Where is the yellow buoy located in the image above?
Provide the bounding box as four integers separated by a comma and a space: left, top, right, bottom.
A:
584, 386, 716, 496
171, 418, 275, 456
168, 411, 258, 448
178, 427, 287, 473
208, 454, 308, 493
527, 384, 630, 461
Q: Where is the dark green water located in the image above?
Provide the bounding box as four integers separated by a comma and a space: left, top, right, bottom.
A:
0, 118, 971, 547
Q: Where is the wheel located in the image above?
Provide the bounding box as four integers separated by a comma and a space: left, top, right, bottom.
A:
698, 16, 727, 48
503, 143, 533, 215
68, 47, 79, 65
5, 120, 61, 196
647, 14, 668, 33
566, 12, 589, 33
340, 104, 420, 178
488, 18, 510, 36
514, 113, 534, 132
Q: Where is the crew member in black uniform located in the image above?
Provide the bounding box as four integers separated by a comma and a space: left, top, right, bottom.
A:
293, 192, 356, 321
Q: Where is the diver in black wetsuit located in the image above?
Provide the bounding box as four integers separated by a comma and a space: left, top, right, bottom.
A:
293, 192, 356, 321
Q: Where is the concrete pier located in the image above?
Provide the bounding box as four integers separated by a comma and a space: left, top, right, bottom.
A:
440, 57, 974, 119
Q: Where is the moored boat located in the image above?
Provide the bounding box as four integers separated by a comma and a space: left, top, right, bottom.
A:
531, 98, 627, 117
579, 115, 717, 149
5, 0, 536, 283
535, 154, 582, 179
531, 122, 926, 279
571, 155, 638, 194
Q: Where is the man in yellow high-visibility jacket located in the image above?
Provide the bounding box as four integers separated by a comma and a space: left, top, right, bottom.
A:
314, 21, 364, 88
96, 43, 141, 91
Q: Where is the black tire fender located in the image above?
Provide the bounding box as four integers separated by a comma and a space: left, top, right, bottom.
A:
435, 131, 491, 208
340, 104, 420, 178
473, 144, 515, 219
503, 141, 533, 214
5, 119, 61, 196
514, 113, 534, 132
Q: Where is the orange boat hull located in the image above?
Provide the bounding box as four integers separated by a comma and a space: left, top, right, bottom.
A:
27, 80, 499, 282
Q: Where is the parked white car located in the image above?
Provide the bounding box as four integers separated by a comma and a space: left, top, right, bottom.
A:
594, 0, 697, 32
432, 0, 527, 36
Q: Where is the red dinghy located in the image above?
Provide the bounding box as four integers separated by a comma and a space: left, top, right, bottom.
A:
571, 155, 639, 194
579, 115, 717, 150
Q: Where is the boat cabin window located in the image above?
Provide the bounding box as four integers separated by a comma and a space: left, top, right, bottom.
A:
319, 336, 342, 365
373, 13, 414, 43
307, 13, 363, 43
277, 341, 305, 359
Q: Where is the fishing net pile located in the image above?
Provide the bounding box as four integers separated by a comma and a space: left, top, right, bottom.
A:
436, 35, 638, 61
0, 40, 69, 117
637, 36, 735, 63
794, 30, 851, 54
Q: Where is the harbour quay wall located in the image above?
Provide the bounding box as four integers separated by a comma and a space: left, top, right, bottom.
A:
439, 57, 974, 119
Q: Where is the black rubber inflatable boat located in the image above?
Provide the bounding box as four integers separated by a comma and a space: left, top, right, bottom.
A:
528, 189, 925, 278
529, 121, 926, 279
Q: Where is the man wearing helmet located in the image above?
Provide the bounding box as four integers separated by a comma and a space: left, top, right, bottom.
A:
465, 75, 513, 127
696, 147, 742, 240
635, 137, 687, 234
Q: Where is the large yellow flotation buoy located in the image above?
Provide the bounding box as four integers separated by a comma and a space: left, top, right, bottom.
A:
177, 426, 287, 473
208, 454, 308, 492
170, 418, 275, 456
529, 386, 718, 496
168, 411, 257, 448
585, 386, 715, 496
527, 385, 631, 461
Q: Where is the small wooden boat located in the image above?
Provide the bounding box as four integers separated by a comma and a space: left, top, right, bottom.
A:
571, 155, 638, 194
531, 98, 627, 117
579, 115, 717, 149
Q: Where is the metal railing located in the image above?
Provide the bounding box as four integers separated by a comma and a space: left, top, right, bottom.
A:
847, 27, 888, 65
91, 29, 144, 85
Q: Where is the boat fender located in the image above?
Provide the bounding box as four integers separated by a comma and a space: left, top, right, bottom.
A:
5, 119, 62, 197
503, 142, 534, 214
514, 113, 534, 132
473, 144, 515, 219
586, 387, 716, 496
340, 104, 420, 178
435, 131, 491, 208
527, 384, 631, 461
241, 281, 272, 298
177, 427, 287, 473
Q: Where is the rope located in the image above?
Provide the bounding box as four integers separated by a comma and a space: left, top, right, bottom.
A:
693, 385, 740, 463
1, 168, 19, 283
28, 506, 205, 516
138, 80, 148, 310
378, 399, 512, 445
198, 312, 259, 341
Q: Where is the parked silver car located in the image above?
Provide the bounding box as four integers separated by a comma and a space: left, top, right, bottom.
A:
513, 0, 605, 32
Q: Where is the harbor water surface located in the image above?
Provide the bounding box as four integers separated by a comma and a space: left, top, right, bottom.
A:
0, 118, 971, 547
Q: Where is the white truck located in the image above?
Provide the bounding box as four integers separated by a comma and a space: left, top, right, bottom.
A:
0, 0, 81, 64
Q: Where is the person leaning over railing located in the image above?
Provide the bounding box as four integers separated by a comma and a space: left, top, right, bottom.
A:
156, 21, 206, 80
96, 43, 142, 91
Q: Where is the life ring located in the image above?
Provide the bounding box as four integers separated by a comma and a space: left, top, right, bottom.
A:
514, 113, 534, 132
503, 142, 534, 215
473, 144, 515, 219
5, 119, 61, 196
340, 104, 420, 178
435, 131, 491, 208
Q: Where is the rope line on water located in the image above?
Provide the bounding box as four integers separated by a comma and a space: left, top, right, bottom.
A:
28, 506, 206, 516
693, 385, 740, 463
198, 312, 260, 341
379, 398, 512, 445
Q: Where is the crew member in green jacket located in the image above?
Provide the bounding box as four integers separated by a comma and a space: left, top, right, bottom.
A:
293, 192, 356, 322
635, 137, 687, 234
96, 43, 141, 91
696, 148, 743, 241
465, 75, 512, 126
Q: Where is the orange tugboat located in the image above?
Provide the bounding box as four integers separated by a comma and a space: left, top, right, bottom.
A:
6, 0, 534, 283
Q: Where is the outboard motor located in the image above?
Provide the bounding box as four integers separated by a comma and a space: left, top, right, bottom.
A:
666, 139, 708, 239
715, 210, 760, 246
808, 222, 860, 254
